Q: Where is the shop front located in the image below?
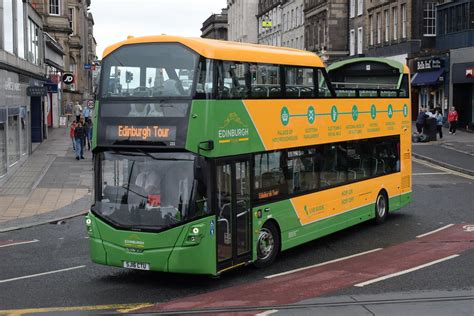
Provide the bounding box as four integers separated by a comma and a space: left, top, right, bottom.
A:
451, 62, 474, 130
411, 56, 449, 120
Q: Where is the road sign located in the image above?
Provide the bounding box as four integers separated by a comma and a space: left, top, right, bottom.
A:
87, 100, 94, 108
62, 73, 75, 85
84, 64, 92, 70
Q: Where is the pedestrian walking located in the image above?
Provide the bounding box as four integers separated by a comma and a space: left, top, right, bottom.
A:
84, 118, 93, 150
69, 120, 77, 151
74, 102, 83, 122
74, 121, 86, 160
434, 108, 443, 139
83, 105, 92, 121
415, 108, 428, 134
448, 106, 459, 135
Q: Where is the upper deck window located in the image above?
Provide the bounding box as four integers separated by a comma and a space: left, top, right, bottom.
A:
100, 43, 198, 99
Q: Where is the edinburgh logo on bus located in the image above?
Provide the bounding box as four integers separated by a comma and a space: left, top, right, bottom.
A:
217, 112, 250, 143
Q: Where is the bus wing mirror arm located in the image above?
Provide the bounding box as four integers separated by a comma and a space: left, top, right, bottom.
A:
198, 140, 214, 152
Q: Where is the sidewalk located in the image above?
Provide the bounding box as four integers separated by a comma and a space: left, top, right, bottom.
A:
0, 128, 92, 232
412, 124, 474, 176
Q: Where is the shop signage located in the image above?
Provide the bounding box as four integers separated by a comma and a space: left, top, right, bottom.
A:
416, 58, 443, 72
44, 83, 58, 93
26, 86, 48, 97
466, 68, 474, 77
62, 73, 75, 85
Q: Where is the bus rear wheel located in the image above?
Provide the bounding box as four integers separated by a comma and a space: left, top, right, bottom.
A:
254, 221, 280, 268
374, 191, 388, 224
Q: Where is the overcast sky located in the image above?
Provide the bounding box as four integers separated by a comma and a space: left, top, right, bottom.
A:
89, 0, 226, 59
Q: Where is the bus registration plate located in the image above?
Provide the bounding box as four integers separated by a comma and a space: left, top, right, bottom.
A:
123, 261, 150, 271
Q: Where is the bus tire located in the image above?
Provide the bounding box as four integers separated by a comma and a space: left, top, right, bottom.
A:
254, 221, 280, 268
374, 190, 389, 224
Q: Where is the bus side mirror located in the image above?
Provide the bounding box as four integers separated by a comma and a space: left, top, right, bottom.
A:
198, 140, 214, 152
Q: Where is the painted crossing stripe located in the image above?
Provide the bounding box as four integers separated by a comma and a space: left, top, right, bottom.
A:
0, 265, 85, 284
0, 239, 39, 248
416, 224, 454, 238
132, 224, 474, 314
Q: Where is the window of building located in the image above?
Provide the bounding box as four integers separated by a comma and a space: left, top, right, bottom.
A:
291, 9, 294, 29
424, 2, 436, 36
369, 15, 374, 46
358, 0, 363, 16
68, 7, 75, 33
3, 0, 14, 54
296, 7, 299, 27
384, 10, 390, 42
357, 27, 363, 54
17, 0, 25, 59
49, 0, 60, 15
27, 19, 40, 65
283, 13, 286, 31
376, 12, 381, 44
350, 0, 355, 18
402, 4, 407, 38
393, 7, 398, 40
69, 62, 77, 91
350, 29, 356, 56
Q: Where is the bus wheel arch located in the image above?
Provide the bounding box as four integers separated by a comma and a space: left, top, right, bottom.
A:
254, 220, 281, 268
374, 189, 389, 224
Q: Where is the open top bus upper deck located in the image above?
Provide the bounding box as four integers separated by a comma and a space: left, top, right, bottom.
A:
95, 36, 410, 157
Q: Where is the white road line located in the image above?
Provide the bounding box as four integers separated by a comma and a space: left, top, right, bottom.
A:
354, 255, 459, 287
412, 172, 448, 176
416, 224, 454, 238
412, 158, 474, 180
256, 310, 279, 316
265, 248, 383, 279
0, 239, 39, 248
0, 265, 86, 284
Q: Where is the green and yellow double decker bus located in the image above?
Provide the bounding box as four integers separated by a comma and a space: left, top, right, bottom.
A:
85, 36, 412, 275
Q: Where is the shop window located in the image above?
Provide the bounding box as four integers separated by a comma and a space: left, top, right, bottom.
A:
0, 110, 7, 177
20, 106, 28, 156
7, 109, 20, 167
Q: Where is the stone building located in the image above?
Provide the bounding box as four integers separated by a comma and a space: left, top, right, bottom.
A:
304, 0, 348, 62
0, 1, 51, 178
348, 0, 366, 56
281, 0, 304, 49
257, 0, 282, 46
201, 8, 228, 40
227, 0, 258, 43
30, 0, 96, 119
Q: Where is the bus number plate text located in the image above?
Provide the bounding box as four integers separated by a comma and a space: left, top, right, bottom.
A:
123, 261, 150, 271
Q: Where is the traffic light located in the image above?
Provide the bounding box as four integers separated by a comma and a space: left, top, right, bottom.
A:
125, 71, 134, 83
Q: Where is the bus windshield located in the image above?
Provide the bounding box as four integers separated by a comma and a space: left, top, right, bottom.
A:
100, 43, 198, 99
94, 151, 209, 231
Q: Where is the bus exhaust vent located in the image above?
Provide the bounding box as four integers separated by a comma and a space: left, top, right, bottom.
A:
402, 176, 411, 189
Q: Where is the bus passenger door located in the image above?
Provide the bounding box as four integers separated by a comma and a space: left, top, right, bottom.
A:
216, 158, 252, 272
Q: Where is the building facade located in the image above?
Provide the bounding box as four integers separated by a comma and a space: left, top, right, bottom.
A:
437, 0, 474, 129
281, 0, 304, 49
304, 0, 349, 62
30, 0, 96, 122
0, 1, 49, 178
201, 8, 228, 40
257, 0, 282, 46
348, 0, 366, 56
227, 0, 259, 43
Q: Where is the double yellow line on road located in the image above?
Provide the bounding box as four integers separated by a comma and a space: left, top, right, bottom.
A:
0, 303, 153, 316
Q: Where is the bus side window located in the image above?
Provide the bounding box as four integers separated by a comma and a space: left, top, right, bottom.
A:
195, 59, 214, 99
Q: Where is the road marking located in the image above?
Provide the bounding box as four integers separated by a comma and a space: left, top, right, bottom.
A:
0, 239, 39, 248
416, 224, 454, 238
0, 303, 154, 316
354, 254, 459, 287
0, 265, 85, 284
412, 157, 474, 180
256, 310, 279, 316
412, 172, 448, 176
265, 248, 383, 279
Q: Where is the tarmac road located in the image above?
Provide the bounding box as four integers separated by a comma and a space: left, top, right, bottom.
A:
0, 160, 473, 315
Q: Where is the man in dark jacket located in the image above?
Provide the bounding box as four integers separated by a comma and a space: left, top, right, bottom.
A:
415, 108, 428, 134
74, 122, 86, 160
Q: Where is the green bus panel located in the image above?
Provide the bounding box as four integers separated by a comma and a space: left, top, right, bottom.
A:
86, 212, 216, 274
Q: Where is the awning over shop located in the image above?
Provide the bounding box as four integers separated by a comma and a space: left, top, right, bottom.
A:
411, 69, 444, 86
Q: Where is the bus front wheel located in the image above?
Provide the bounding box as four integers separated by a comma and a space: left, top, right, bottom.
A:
374, 191, 388, 224
254, 221, 280, 268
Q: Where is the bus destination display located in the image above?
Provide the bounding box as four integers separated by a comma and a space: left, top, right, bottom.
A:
106, 125, 177, 142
